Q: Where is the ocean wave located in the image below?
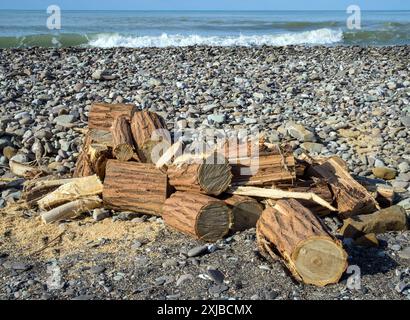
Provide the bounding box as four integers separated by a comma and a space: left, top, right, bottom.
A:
88, 28, 343, 47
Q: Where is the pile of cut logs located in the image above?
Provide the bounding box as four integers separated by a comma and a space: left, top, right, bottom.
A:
21, 103, 409, 287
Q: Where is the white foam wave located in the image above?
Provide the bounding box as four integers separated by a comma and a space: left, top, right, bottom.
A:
88, 28, 343, 48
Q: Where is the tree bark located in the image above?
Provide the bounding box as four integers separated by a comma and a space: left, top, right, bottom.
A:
111, 115, 136, 162
38, 175, 103, 210
162, 191, 231, 242
103, 160, 168, 216
41, 196, 102, 224
257, 199, 348, 287
130, 111, 168, 163
167, 153, 232, 196
230, 154, 297, 187
221, 195, 263, 232
308, 157, 379, 218
88, 103, 136, 131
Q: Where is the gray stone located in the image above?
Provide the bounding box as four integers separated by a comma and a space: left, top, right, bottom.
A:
300, 142, 323, 154
54, 115, 75, 127
390, 244, 401, 251
286, 122, 315, 142
207, 114, 226, 124
207, 269, 225, 284
3, 261, 32, 271
72, 295, 94, 300
92, 208, 110, 221
176, 274, 194, 286
398, 247, 410, 260
398, 162, 410, 173
401, 116, 410, 127
187, 245, 208, 257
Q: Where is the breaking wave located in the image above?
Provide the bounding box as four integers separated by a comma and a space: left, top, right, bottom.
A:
88, 29, 343, 47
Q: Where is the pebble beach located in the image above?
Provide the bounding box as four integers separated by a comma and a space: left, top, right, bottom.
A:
0, 45, 410, 300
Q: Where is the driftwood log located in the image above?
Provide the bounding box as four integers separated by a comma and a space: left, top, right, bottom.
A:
130, 111, 168, 163
111, 115, 136, 161
88, 103, 136, 131
257, 199, 348, 287
41, 196, 102, 224
340, 205, 408, 239
38, 175, 103, 210
103, 160, 168, 216
162, 191, 232, 242
308, 157, 379, 218
167, 153, 232, 196
222, 195, 263, 232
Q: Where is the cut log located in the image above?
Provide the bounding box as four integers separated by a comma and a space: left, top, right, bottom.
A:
167, 153, 232, 196
222, 195, 263, 232
227, 186, 337, 212
257, 199, 348, 287
87, 143, 111, 180
111, 115, 136, 161
38, 175, 103, 210
340, 205, 408, 239
230, 154, 296, 187
130, 111, 168, 163
103, 160, 168, 216
308, 157, 379, 218
41, 196, 102, 224
88, 103, 136, 131
162, 191, 231, 242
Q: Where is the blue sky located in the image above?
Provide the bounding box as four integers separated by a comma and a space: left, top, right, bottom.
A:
0, 0, 408, 11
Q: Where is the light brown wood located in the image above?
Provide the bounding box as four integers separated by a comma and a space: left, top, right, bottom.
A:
38, 175, 103, 210
41, 196, 102, 224
130, 111, 168, 163
111, 115, 136, 162
88, 103, 136, 131
103, 160, 168, 216
162, 191, 231, 242
23, 176, 88, 207
222, 195, 263, 232
230, 154, 297, 187
167, 153, 232, 196
257, 199, 348, 287
227, 186, 337, 211
308, 157, 379, 218
74, 129, 113, 179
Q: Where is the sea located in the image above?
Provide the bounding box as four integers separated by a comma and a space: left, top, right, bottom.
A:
0, 10, 409, 48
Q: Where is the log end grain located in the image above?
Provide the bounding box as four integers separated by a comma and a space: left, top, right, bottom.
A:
292, 236, 348, 287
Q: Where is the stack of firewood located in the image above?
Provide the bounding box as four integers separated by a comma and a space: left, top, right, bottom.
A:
21, 103, 409, 287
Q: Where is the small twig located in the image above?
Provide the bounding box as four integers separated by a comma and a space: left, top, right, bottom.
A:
30, 230, 66, 256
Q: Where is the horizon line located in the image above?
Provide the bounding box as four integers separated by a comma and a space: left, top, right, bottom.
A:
0, 9, 409, 12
